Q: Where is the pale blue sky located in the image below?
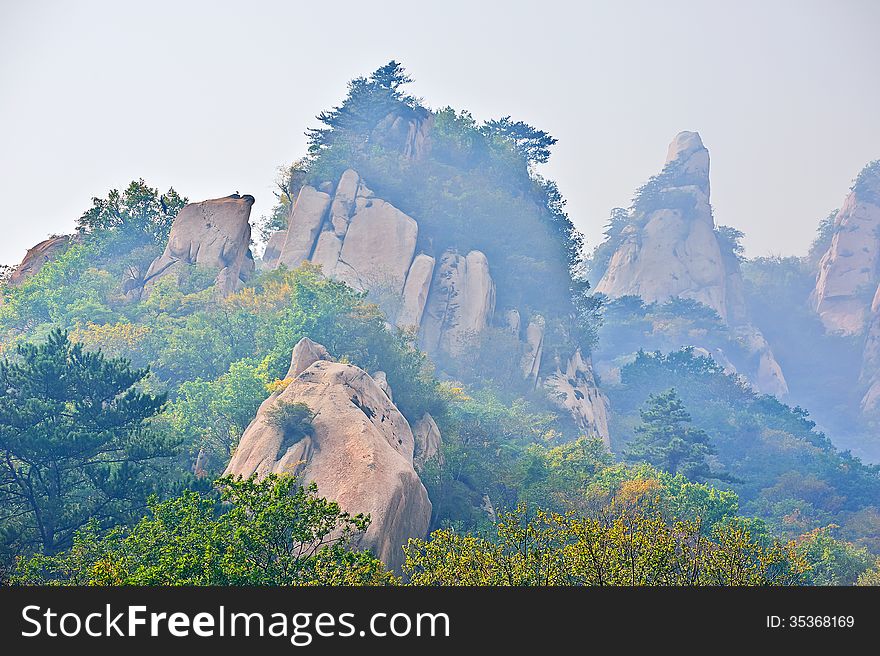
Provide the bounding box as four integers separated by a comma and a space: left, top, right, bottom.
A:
1, 0, 878, 267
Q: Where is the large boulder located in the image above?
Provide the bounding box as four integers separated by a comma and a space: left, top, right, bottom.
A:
144, 194, 255, 297
224, 339, 431, 571
421, 249, 496, 357
811, 164, 880, 335
7, 235, 73, 286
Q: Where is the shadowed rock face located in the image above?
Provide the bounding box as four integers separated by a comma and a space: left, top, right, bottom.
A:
811, 168, 880, 336
144, 194, 255, 297
420, 249, 496, 358
594, 131, 788, 397
7, 235, 73, 286
224, 338, 431, 571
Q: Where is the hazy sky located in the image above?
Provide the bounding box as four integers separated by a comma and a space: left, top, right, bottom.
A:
1, 0, 878, 268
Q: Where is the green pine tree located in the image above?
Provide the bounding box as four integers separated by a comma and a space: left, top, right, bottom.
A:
625, 388, 724, 482
0, 329, 174, 560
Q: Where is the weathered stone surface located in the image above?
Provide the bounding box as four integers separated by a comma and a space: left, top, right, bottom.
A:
543, 349, 611, 446
811, 169, 880, 335
421, 250, 496, 357
593, 131, 787, 397
373, 370, 393, 400
329, 169, 360, 236
397, 254, 435, 329
277, 186, 331, 269
144, 194, 254, 297
860, 285, 880, 411
595, 132, 731, 321
7, 235, 73, 286
733, 326, 789, 397
261, 230, 286, 270
370, 110, 433, 161
310, 229, 343, 276
413, 413, 442, 472
334, 199, 418, 296
504, 308, 521, 334
522, 315, 545, 385
286, 336, 333, 379
225, 341, 431, 571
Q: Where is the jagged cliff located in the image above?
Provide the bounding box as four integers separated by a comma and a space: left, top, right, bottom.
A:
263, 168, 611, 444
595, 131, 788, 397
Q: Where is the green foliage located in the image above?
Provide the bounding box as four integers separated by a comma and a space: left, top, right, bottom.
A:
851, 159, 880, 205
14, 475, 395, 585
404, 501, 805, 586
808, 209, 839, 263
715, 225, 745, 260
797, 527, 875, 586
481, 116, 558, 165
0, 330, 173, 563
265, 401, 316, 454
606, 349, 880, 549
165, 358, 272, 473
76, 179, 187, 247
297, 63, 589, 354
625, 388, 726, 482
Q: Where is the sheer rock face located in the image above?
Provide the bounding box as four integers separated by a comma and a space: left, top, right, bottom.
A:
261, 230, 286, 270
264, 168, 609, 437
420, 250, 496, 357
144, 194, 255, 297
334, 198, 418, 295
593, 131, 787, 397
398, 254, 435, 330
224, 339, 431, 571
811, 171, 880, 336
7, 235, 73, 286
277, 187, 332, 269
543, 349, 611, 446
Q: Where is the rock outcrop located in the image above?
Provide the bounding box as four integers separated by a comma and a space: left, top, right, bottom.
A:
266, 168, 610, 442
543, 349, 611, 447
7, 235, 73, 286
420, 250, 496, 358
224, 338, 431, 570
413, 413, 443, 472
594, 131, 787, 397
144, 194, 255, 297
811, 164, 880, 335
370, 108, 433, 161
596, 132, 745, 322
